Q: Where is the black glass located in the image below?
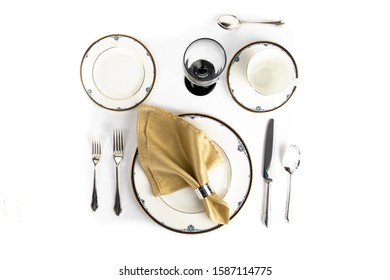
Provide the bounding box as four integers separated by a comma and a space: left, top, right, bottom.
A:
183, 38, 227, 96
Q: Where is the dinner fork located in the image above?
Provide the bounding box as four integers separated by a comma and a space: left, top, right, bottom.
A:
91, 138, 101, 211
113, 129, 124, 215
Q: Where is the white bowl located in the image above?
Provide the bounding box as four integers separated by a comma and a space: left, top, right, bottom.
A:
247, 47, 296, 96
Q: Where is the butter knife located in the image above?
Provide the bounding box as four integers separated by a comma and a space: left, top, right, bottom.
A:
262, 119, 274, 227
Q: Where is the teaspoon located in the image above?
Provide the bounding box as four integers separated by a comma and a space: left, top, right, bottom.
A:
282, 145, 301, 222
217, 14, 284, 31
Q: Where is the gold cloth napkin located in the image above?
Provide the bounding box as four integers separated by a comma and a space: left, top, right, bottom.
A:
137, 104, 230, 224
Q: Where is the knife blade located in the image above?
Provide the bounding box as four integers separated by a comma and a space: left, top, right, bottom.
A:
262, 118, 274, 227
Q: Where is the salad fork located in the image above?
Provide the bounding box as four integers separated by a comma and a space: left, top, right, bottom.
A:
113, 130, 124, 215
91, 138, 101, 211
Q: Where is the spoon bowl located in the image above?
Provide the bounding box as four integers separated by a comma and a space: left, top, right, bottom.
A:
282, 145, 301, 222
283, 145, 301, 174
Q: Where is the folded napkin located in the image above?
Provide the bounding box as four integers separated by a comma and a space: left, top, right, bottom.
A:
137, 104, 230, 224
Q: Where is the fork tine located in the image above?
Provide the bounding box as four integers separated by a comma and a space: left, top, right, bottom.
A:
113, 130, 116, 152
113, 129, 123, 153
115, 130, 119, 152
120, 130, 123, 152
96, 139, 98, 155
117, 130, 120, 152
92, 138, 95, 155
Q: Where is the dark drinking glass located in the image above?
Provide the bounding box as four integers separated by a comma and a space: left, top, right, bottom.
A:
183, 38, 226, 96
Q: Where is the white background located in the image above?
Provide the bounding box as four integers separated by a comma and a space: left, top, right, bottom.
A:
1, 0, 389, 279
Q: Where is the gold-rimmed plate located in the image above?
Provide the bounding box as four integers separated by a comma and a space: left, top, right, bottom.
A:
80, 34, 156, 111
227, 41, 298, 113
131, 114, 252, 233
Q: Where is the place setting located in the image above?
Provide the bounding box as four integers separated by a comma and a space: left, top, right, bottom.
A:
132, 105, 252, 233
81, 15, 301, 233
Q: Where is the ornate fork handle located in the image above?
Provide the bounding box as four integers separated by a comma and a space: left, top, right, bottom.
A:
114, 164, 122, 215
91, 166, 98, 211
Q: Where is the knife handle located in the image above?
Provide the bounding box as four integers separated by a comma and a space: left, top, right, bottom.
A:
262, 181, 271, 227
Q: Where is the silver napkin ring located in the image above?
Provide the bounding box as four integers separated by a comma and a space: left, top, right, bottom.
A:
195, 183, 214, 199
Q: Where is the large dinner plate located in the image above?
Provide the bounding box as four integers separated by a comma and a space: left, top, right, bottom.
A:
131, 114, 252, 233
227, 41, 298, 113
80, 34, 156, 111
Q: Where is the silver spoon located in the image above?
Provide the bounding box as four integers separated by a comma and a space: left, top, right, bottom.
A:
217, 14, 284, 30
282, 145, 301, 222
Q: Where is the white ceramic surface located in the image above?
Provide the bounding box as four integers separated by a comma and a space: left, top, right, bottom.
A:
93, 47, 145, 100
247, 47, 296, 96
81, 34, 156, 111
